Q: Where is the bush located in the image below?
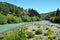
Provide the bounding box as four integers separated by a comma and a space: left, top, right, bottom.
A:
50, 17, 56, 22
3, 29, 27, 40
57, 26, 60, 29
33, 36, 42, 40
47, 36, 56, 40
22, 16, 32, 22
32, 29, 36, 31
7, 14, 22, 23
27, 32, 34, 38
50, 16, 60, 23
44, 29, 54, 36
35, 29, 42, 35
31, 16, 40, 21
0, 13, 7, 24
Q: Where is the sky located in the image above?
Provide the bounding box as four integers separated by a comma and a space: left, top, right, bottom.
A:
0, 0, 60, 13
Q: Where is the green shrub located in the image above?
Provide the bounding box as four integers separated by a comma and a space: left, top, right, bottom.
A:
46, 27, 49, 30
50, 17, 56, 22
0, 13, 7, 24
32, 29, 36, 31
22, 16, 32, 22
50, 16, 60, 23
27, 32, 34, 38
33, 36, 42, 40
57, 26, 60, 29
44, 29, 54, 36
35, 29, 42, 35
31, 16, 40, 21
3, 29, 27, 40
7, 14, 22, 23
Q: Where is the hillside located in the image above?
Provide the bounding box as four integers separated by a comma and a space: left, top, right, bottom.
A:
0, 2, 40, 24
41, 8, 60, 23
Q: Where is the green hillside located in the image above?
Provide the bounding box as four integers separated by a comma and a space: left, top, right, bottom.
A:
41, 8, 60, 23
0, 2, 40, 24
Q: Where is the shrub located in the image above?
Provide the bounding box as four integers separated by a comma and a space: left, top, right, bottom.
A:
32, 29, 36, 31
35, 29, 42, 35
7, 14, 22, 23
0, 13, 7, 24
47, 36, 56, 40
57, 26, 60, 29
22, 16, 32, 22
50, 16, 60, 23
3, 29, 27, 40
31, 16, 40, 21
50, 17, 56, 22
33, 36, 42, 40
58, 38, 60, 40
26, 32, 34, 38
46, 27, 49, 30
37, 25, 41, 28
44, 29, 54, 36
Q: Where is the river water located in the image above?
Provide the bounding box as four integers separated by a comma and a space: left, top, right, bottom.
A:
0, 20, 59, 33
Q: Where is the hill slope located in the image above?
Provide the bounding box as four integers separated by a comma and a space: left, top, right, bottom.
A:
0, 2, 40, 24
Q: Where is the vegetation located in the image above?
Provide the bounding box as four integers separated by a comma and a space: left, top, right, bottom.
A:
44, 29, 54, 36
35, 29, 42, 35
0, 2, 60, 24
3, 29, 27, 40
26, 32, 34, 38
0, 2, 41, 25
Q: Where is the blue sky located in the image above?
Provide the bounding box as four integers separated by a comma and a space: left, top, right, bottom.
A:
0, 0, 60, 13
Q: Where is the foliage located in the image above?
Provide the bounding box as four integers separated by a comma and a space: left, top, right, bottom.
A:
0, 13, 7, 24
31, 16, 40, 21
44, 29, 54, 36
26, 32, 34, 38
3, 29, 27, 40
35, 29, 42, 35
7, 14, 22, 24
0, 2, 42, 24
22, 16, 32, 22
33, 36, 42, 40
50, 16, 60, 23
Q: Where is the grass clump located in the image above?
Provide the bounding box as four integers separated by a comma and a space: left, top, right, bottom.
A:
44, 29, 54, 36
57, 26, 60, 29
35, 29, 42, 35
3, 29, 27, 40
26, 32, 34, 39
32, 29, 36, 31
33, 36, 42, 40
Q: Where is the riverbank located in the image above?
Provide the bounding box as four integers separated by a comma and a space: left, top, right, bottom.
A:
0, 22, 60, 40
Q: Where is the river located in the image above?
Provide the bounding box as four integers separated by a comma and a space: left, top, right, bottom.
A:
0, 20, 59, 33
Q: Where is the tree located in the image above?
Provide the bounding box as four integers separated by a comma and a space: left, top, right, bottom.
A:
28, 9, 40, 17
56, 8, 60, 16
